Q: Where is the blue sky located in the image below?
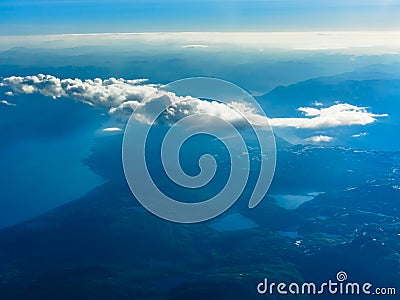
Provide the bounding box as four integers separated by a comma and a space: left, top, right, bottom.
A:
1, 0, 400, 34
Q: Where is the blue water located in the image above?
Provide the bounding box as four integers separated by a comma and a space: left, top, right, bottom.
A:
209, 212, 259, 232
273, 193, 322, 210
0, 132, 104, 228
0, 91, 107, 228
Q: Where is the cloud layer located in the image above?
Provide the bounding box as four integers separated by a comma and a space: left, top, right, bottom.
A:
0, 74, 259, 126
269, 104, 387, 129
1, 74, 157, 109
1, 74, 388, 130
305, 135, 334, 143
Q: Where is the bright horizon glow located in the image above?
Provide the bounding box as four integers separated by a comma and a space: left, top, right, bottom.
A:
1, 32, 400, 54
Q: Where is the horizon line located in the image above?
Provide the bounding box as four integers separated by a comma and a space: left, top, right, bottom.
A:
2, 31, 400, 37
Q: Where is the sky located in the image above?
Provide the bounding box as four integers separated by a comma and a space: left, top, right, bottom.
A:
1, 0, 400, 35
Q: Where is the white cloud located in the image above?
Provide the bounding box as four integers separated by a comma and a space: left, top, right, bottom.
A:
131, 91, 248, 127
1, 74, 388, 130
313, 101, 323, 106
352, 132, 368, 138
102, 127, 122, 132
108, 100, 141, 116
305, 135, 334, 143
0, 100, 16, 106
269, 104, 388, 129
2, 32, 400, 55
4, 91, 14, 96
1, 74, 251, 125
298, 107, 321, 116
182, 44, 209, 49
1, 74, 157, 107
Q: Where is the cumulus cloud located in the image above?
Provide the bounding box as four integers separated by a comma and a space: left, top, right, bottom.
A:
269, 104, 388, 129
1, 74, 157, 108
0, 74, 251, 126
1, 74, 388, 130
108, 100, 141, 116
130, 91, 251, 127
0, 100, 16, 106
305, 135, 334, 143
4, 91, 14, 96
